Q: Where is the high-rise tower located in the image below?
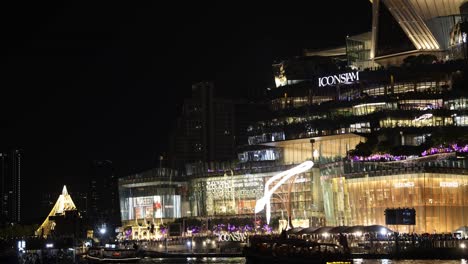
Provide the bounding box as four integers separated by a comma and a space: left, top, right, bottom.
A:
0, 149, 21, 224
88, 160, 120, 235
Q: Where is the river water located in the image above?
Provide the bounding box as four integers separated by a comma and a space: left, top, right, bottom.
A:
133, 258, 468, 263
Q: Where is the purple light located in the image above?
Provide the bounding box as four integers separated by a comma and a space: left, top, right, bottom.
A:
421, 144, 468, 157
349, 153, 414, 162
227, 224, 236, 232
350, 144, 468, 162
189, 226, 200, 234
262, 224, 272, 233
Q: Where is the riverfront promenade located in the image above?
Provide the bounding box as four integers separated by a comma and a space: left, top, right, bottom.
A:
128, 233, 468, 260
5, 232, 468, 263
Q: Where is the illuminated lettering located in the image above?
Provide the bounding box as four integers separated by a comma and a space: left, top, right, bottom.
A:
218, 232, 248, 242
205, 176, 263, 200
394, 182, 414, 188
440, 181, 459, 188
318, 72, 360, 87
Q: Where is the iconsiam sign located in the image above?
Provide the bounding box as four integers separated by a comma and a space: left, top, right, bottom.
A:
218, 232, 248, 242
254, 160, 314, 224
318, 71, 359, 87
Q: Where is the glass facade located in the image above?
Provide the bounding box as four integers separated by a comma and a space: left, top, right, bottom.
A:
190, 173, 265, 216
321, 160, 468, 233
238, 148, 282, 163
324, 173, 468, 233
379, 116, 453, 128
249, 75, 451, 145
352, 102, 393, 116
271, 97, 309, 111
188, 168, 324, 226
455, 116, 468, 126
399, 99, 443, 110
346, 32, 379, 70
118, 168, 189, 226
117, 146, 468, 235
248, 132, 285, 145
124, 195, 181, 220
116, 7, 468, 237
446, 98, 468, 110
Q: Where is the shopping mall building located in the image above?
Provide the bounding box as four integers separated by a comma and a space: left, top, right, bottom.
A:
119, 0, 468, 238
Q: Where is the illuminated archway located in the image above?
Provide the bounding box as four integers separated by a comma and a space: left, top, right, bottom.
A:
254, 160, 314, 224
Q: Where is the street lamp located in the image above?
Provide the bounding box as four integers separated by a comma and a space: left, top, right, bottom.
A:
311, 139, 319, 163
98, 223, 108, 245
313, 149, 319, 162
99, 223, 107, 235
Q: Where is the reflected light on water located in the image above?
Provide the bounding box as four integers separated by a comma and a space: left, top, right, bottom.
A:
351, 259, 466, 264
135, 258, 468, 264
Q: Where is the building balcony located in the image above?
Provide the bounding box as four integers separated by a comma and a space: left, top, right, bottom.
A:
324, 157, 468, 180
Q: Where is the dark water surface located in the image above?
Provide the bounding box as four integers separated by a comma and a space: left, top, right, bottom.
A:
352, 260, 468, 264
128, 258, 468, 264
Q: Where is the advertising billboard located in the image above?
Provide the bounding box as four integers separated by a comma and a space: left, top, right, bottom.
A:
123, 195, 181, 220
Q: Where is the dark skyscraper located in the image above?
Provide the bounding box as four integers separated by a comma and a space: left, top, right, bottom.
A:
0, 149, 21, 224
169, 82, 269, 171
88, 160, 120, 234
169, 82, 237, 169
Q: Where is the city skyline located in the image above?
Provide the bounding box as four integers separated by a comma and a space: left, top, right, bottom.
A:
0, 2, 372, 223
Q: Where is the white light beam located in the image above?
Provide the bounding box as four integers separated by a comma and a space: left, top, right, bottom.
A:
255, 160, 314, 224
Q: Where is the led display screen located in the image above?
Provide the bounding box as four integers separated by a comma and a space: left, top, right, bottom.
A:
385, 208, 416, 225
124, 195, 181, 220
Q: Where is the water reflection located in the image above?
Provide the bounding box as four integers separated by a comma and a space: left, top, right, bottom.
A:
139, 257, 246, 263
130, 258, 468, 264
353, 260, 467, 264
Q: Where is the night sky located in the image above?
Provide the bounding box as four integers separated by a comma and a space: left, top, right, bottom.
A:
0, 1, 371, 222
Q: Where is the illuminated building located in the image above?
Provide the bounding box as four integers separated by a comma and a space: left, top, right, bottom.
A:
346, 32, 380, 70
175, 133, 364, 228
0, 149, 21, 224
118, 168, 189, 240
117, 0, 468, 235
36, 186, 81, 238
255, 161, 314, 225
320, 158, 468, 233
246, 0, 468, 233
370, 0, 468, 66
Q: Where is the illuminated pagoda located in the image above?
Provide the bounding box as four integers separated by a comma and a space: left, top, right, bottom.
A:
35, 185, 80, 238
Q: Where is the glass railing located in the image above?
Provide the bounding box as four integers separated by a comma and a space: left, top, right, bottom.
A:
119, 168, 184, 182
187, 161, 298, 178
323, 159, 468, 179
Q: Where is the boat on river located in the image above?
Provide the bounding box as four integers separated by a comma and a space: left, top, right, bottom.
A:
244, 236, 351, 264
85, 247, 140, 263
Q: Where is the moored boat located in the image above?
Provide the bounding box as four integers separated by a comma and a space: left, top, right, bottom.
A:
244, 237, 351, 264
85, 247, 140, 263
